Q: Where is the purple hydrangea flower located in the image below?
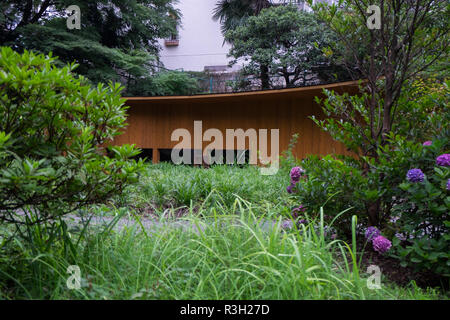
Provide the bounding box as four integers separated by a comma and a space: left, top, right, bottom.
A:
290, 166, 305, 183
281, 220, 293, 230
447, 178, 450, 191
406, 168, 425, 183
286, 184, 294, 194
292, 204, 306, 214
292, 205, 306, 218
365, 226, 381, 241
395, 233, 407, 241
436, 154, 450, 167
422, 141, 432, 146
372, 236, 392, 254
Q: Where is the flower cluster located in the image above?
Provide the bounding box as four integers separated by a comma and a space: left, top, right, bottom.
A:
291, 205, 306, 218
405, 154, 449, 189
281, 220, 293, 230
290, 166, 304, 183
372, 236, 392, 254
286, 185, 294, 194
365, 226, 391, 254
422, 141, 432, 146
286, 166, 305, 194
406, 168, 425, 183
436, 154, 450, 167
365, 226, 381, 241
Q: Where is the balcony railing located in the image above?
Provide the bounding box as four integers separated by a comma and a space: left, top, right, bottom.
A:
164, 39, 179, 46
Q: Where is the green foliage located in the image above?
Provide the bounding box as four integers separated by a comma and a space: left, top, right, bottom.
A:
384, 138, 450, 277
311, 78, 449, 218
312, 84, 382, 156
313, 78, 449, 156
394, 78, 450, 142
309, 0, 449, 87
0, 0, 179, 94
213, 0, 272, 36
293, 155, 367, 236
309, 0, 448, 149
0, 204, 443, 299
296, 77, 449, 276
0, 46, 144, 233
279, 133, 301, 171
225, 5, 348, 88
120, 162, 290, 215
312, 77, 448, 218
127, 71, 202, 97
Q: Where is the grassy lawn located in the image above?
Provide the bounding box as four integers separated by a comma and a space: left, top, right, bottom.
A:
0, 164, 446, 299
119, 163, 292, 217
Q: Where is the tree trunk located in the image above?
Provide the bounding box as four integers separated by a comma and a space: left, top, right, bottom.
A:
260, 64, 270, 90
367, 199, 380, 227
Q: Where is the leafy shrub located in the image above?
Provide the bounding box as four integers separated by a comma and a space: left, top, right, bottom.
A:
0, 47, 143, 240
312, 78, 449, 225
287, 78, 449, 277
387, 141, 450, 277
288, 155, 367, 236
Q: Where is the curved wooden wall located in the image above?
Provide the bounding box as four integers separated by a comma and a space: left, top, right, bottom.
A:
112, 80, 360, 163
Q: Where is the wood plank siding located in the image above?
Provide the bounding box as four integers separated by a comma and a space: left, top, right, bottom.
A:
112, 80, 360, 163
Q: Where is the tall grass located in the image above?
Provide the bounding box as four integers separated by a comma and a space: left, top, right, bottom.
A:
120, 163, 291, 215
0, 164, 444, 299
0, 200, 442, 300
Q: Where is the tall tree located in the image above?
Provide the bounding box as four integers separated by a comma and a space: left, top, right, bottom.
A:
226, 5, 348, 88
213, 0, 273, 89
311, 0, 449, 143
0, 0, 179, 92
212, 0, 272, 35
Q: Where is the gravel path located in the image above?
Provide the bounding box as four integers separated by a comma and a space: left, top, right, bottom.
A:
64, 213, 294, 235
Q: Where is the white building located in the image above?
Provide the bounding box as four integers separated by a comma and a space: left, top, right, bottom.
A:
157, 0, 237, 73
157, 0, 334, 73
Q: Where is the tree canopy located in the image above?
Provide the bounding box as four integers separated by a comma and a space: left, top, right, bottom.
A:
0, 0, 180, 93
225, 5, 349, 88
213, 0, 272, 36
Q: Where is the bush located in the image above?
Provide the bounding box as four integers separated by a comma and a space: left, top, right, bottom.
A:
291, 77, 449, 277
0, 47, 143, 238
287, 155, 367, 236
386, 140, 450, 277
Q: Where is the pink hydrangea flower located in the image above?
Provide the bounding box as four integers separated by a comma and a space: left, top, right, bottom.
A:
372, 236, 392, 254
436, 154, 450, 167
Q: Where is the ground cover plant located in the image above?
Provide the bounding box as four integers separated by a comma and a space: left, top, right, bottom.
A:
117, 162, 291, 217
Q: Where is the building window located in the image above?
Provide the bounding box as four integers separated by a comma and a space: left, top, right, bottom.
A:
165, 16, 180, 47
165, 32, 179, 46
